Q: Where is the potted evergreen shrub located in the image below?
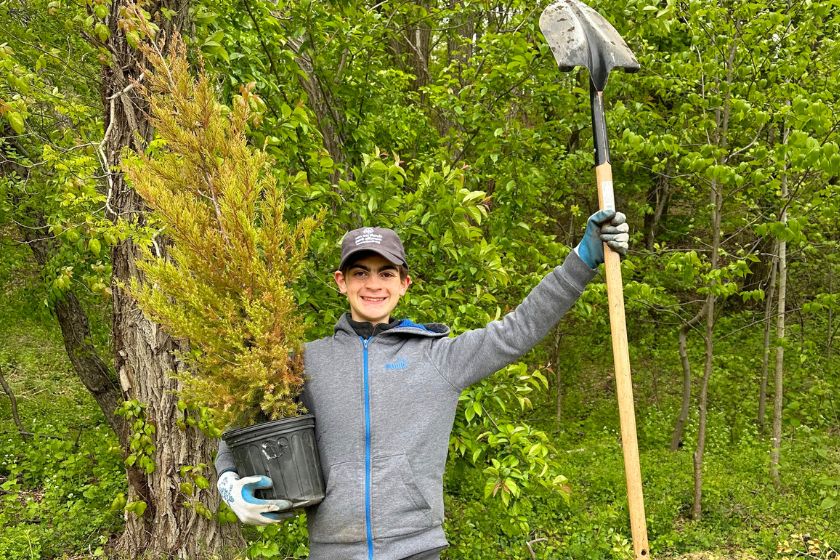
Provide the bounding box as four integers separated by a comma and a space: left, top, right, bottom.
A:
122, 39, 324, 507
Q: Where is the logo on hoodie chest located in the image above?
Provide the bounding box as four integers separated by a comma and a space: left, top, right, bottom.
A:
384, 357, 408, 371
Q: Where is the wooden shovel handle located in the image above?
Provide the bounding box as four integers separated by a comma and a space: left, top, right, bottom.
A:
596, 163, 651, 559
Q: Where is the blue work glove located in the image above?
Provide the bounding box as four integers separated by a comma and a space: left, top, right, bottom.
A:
217, 471, 295, 525
574, 209, 630, 268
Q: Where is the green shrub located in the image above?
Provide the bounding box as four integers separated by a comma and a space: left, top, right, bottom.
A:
0, 428, 123, 558
122, 38, 321, 428
245, 516, 309, 559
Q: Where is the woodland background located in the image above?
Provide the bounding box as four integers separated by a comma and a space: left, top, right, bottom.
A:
0, 0, 838, 558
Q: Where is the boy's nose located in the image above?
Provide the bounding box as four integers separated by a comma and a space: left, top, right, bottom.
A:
364, 275, 383, 288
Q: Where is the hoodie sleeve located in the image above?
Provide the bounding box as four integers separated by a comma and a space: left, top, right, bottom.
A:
428, 250, 596, 390
215, 439, 238, 476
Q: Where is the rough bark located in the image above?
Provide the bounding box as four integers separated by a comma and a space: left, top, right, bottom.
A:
757, 249, 778, 434
111, 271, 240, 556
101, 1, 243, 556
402, 1, 433, 92
55, 289, 127, 442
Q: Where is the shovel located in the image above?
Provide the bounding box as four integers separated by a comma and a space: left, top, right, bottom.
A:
539, 2, 650, 558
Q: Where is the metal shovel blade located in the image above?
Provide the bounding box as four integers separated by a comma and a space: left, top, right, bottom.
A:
539, 0, 639, 91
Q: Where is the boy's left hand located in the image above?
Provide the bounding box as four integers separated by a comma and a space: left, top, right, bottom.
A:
575, 209, 630, 268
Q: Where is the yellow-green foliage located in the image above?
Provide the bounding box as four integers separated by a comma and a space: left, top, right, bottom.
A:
122, 38, 319, 428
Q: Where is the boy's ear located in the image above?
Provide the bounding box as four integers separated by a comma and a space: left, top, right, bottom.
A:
334, 270, 348, 294
400, 275, 411, 295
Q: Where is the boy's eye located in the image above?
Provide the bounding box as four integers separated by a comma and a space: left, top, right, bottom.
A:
353, 270, 367, 278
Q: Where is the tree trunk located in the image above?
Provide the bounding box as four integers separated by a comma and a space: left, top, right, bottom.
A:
827, 271, 834, 361
757, 248, 778, 434
56, 290, 127, 440
24, 228, 125, 440
770, 144, 789, 488
382, 1, 434, 96
287, 35, 347, 175
691, 183, 721, 520
770, 235, 787, 488
670, 305, 706, 451
644, 164, 672, 250
691, 39, 735, 521
0, 363, 28, 440
111, 268, 239, 556
407, 2, 433, 93
445, 0, 476, 75
552, 326, 564, 425
102, 2, 243, 556
25, 231, 126, 442
438, 0, 476, 136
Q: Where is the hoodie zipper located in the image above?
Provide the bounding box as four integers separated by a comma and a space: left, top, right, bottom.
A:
361, 336, 374, 560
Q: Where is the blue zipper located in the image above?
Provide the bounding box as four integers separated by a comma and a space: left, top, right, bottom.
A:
361, 336, 374, 560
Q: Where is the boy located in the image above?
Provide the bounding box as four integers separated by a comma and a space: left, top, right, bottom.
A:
216, 210, 629, 560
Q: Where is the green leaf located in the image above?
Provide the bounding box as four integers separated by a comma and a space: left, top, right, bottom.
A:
89, 238, 101, 257
1, 478, 18, 492
6, 112, 25, 134
95, 22, 110, 42
484, 480, 497, 500
110, 493, 127, 513
126, 500, 148, 516
505, 478, 520, 498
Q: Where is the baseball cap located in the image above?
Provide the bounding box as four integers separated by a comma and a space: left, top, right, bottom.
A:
339, 227, 408, 270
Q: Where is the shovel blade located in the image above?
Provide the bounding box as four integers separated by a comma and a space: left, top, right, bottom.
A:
539, 0, 639, 90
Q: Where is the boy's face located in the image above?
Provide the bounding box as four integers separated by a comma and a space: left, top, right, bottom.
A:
334, 253, 411, 325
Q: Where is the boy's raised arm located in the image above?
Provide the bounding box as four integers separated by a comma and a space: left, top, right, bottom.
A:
429, 210, 628, 389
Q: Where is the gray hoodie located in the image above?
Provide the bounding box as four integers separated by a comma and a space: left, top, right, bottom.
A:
216, 252, 596, 559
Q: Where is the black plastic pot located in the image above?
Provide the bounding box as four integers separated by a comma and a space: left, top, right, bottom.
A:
222, 414, 325, 508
